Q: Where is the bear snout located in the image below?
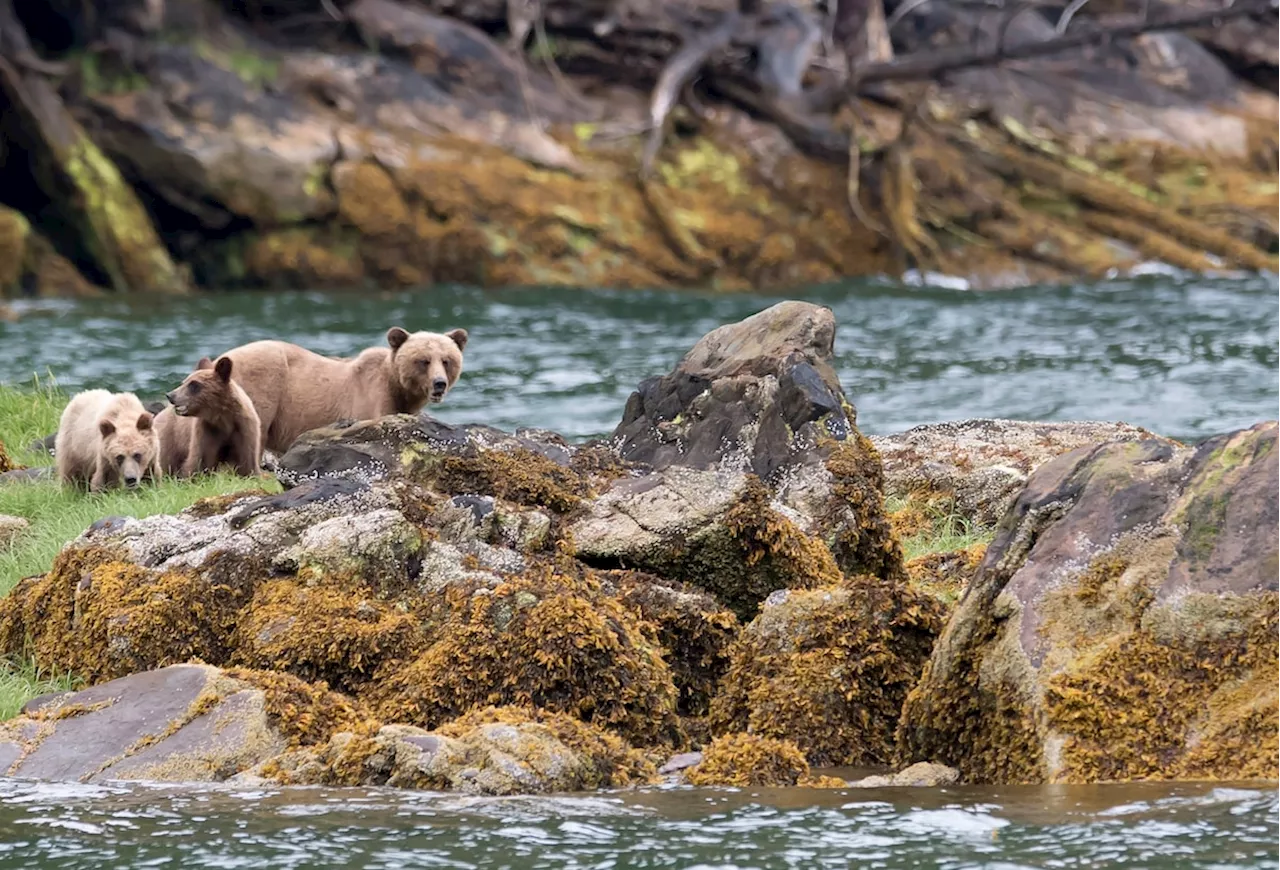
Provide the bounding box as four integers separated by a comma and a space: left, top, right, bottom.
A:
431, 377, 448, 397
123, 474, 139, 487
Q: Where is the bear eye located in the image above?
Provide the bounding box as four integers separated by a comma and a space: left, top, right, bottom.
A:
416, 359, 428, 370
133, 453, 143, 463
116, 455, 126, 465
189, 382, 201, 394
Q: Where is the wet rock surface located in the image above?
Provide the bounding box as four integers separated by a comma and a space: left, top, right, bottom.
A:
897, 421, 1279, 784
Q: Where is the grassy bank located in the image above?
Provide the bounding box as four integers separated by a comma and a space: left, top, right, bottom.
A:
0, 382, 279, 714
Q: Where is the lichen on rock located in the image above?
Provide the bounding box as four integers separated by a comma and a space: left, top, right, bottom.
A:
897, 422, 1280, 784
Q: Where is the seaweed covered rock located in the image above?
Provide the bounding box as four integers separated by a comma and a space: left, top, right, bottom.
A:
0, 664, 362, 783
575, 301, 903, 615
683, 733, 811, 787
253, 705, 655, 795
872, 419, 1172, 529
604, 571, 740, 718
897, 422, 1280, 784
366, 567, 681, 746
710, 577, 944, 767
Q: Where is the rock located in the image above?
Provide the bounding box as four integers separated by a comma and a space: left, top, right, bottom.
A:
897, 422, 1279, 784
872, 419, 1173, 528
848, 762, 960, 789
252, 705, 655, 795
0, 439, 17, 474
0, 18, 187, 295
709, 578, 943, 767
576, 301, 904, 616
0, 665, 288, 783
0, 515, 30, 550
0, 467, 51, 484
658, 750, 704, 775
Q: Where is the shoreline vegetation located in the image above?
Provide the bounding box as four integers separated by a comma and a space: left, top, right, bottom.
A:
0, 0, 1275, 296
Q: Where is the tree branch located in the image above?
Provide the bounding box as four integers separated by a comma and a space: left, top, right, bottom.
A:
852, 0, 1273, 87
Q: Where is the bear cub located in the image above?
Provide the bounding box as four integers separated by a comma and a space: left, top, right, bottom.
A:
157, 356, 263, 477
55, 390, 162, 491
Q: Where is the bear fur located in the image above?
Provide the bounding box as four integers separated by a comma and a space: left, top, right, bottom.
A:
55, 389, 162, 491
155, 356, 263, 477
212, 326, 468, 454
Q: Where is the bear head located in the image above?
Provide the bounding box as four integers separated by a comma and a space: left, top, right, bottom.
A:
98, 410, 158, 488
387, 326, 468, 406
166, 356, 238, 422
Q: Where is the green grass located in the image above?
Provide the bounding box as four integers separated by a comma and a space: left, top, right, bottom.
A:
0, 382, 280, 714
0, 658, 80, 720
885, 494, 994, 562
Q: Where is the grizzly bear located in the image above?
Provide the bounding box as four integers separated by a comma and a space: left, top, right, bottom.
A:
213, 326, 468, 454
55, 389, 162, 491
155, 356, 263, 477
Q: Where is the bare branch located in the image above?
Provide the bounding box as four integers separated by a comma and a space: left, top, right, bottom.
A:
852, 0, 1271, 88
1055, 0, 1092, 33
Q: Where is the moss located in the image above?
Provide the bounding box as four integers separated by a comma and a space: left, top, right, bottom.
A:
224, 667, 377, 748
420, 449, 590, 514
905, 544, 987, 611
710, 574, 944, 767
0, 209, 30, 293
365, 566, 681, 747
233, 581, 424, 695
184, 489, 275, 520
61, 137, 186, 294
685, 733, 810, 787
437, 705, 657, 788
607, 571, 740, 718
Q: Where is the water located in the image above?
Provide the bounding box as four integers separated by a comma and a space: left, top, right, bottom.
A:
0, 779, 1273, 868
1, 274, 1277, 443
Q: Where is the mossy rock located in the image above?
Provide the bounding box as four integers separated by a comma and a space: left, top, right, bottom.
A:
709, 575, 944, 767
684, 733, 811, 787
364, 567, 682, 747
897, 422, 1279, 784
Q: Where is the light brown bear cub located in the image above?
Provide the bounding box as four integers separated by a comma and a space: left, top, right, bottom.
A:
155, 356, 263, 477
55, 389, 162, 491
215, 326, 468, 454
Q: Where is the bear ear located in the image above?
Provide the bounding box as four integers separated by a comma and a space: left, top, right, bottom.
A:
214, 356, 233, 382
196, 357, 214, 371
387, 327, 410, 352
446, 328, 468, 351
98, 419, 116, 438
136, 412, 154, 432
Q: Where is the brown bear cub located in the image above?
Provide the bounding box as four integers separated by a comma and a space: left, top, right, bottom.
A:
213, 326, 468, 454
156, 356, 263, 477
55, 390, 162, 491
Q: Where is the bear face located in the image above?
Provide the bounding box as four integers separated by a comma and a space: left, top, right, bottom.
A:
166, 356, 237, 421
387, 326, 468, 405
98, 411, 158, 488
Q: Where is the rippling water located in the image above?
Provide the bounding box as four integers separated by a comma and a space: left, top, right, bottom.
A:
1, 274, 1276, 443
0, 779, 1274, 869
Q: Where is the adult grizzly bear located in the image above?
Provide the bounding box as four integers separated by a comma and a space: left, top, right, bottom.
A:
155, 356, 263, 477
55, 390, 162, 491
214, 327, 468, 454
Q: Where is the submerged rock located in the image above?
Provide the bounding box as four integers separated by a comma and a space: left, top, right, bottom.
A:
897, 421, 1279, 784
848, 762, 960, 789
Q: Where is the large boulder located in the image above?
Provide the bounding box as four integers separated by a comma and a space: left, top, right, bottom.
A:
574, 301, 904, 616
897, 422, 1279, 784
0, 664, 365, 783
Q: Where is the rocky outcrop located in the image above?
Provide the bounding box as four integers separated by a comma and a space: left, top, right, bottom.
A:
897, 421, 1279, 784
0, 301, 929, 789
873, 419, 1173, 528
0, 0, 1274, 297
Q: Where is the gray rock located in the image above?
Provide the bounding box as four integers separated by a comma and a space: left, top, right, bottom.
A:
872, 418, 1174, 527
0, 665, 284, 783
847, 762, 960, 788
0, 514, 30, 550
